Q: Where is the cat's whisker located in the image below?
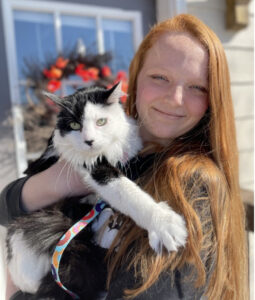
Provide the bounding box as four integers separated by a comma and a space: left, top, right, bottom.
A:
66, 159, 75, 192
54, 155, 75, 192
54, 163, 68, 192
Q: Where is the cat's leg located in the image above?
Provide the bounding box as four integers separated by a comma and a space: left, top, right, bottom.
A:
79, 162, 187, 253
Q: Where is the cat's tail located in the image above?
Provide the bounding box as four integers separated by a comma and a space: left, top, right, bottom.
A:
6, 206, 72, 294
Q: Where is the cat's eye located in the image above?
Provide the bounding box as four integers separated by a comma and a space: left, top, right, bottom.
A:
96, 118, 107, 126
69, 122, 81, 130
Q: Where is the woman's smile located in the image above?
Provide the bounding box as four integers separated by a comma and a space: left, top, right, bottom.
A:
152, 107, 185, 119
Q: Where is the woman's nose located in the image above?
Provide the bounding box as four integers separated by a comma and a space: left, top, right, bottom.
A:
166, 85, 184, 106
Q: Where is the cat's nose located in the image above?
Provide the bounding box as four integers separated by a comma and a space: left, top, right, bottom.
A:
85, 140, 94, 146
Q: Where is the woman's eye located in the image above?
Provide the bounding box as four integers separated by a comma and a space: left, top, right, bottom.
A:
190, 85, 208, 93
151, 74, 168, 81
69, 122, 81, 130
96, 118, 107, 126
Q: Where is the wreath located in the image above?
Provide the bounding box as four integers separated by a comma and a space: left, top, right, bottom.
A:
22, 46, 128, 155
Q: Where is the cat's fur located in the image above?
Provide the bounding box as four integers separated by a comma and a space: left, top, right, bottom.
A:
6, 83, 187, 300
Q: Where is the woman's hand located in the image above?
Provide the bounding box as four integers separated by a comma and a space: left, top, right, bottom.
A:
6, 269, 19, 300
21, 159, 92, 212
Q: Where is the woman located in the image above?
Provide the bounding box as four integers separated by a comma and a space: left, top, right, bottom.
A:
1, 14, 248, 299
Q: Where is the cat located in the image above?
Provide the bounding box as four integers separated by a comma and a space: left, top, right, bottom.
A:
6, 82, 187, 300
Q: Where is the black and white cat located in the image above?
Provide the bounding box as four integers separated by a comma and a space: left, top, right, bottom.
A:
6, 83, 187, 299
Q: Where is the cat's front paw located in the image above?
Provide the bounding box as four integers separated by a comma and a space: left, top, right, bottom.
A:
148, 202, 187, 253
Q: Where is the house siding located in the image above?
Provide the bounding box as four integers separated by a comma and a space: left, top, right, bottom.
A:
187, 0, 254, 191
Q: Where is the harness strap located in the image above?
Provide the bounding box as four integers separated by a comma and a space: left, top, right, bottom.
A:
51, 199, 106, 299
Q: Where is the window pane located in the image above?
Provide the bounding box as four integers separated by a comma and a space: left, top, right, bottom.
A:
61, 15, 97, 54
102, 19, 134, 74
14, 11, 56, 80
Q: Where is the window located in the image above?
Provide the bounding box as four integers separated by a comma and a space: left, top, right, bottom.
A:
2, 0, 142, 175
103, 19, 134, 72
12, 4, 141, 100
14, 11, 56, 81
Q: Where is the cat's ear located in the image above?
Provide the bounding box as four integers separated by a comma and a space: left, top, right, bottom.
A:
42, 91, 75, 116
42, 91, 64, 107
107, 81, 127, 104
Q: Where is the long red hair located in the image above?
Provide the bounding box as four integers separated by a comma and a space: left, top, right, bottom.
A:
106, 14, 248, 299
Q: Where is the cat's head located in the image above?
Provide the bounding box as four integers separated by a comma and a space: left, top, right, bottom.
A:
43, 82, 130, 167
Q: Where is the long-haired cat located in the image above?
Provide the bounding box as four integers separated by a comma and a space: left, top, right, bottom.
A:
6, 83, 187, 299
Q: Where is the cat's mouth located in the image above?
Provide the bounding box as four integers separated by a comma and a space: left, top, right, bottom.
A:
82, 143, 102, 153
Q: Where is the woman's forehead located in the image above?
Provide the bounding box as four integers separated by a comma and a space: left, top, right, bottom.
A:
142, 32, 209, 79
148, 32, 206, 60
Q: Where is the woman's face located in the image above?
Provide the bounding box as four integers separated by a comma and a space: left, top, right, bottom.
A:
136, 32, 209, 146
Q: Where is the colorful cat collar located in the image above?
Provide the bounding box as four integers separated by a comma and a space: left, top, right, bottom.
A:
51, 199, 106, 299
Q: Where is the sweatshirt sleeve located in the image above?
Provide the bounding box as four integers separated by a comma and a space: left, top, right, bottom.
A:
106, 262, 212, 300
0, 177, 30, 226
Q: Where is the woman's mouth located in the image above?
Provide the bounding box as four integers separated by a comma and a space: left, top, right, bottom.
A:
152, 107, 185, 119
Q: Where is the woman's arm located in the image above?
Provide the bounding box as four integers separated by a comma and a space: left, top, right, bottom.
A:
0, 160, 91, 226
21, 159, 91, 211
6, 269, 19, 300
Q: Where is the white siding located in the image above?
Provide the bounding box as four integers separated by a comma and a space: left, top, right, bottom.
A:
225, 48, 253, 83
239, 151, 254, 190
187, 0, 254, 192
232, 85, 254, 118
235, 118, 254, 151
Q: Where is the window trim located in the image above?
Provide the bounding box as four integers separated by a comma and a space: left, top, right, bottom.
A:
2, 0, 143, 176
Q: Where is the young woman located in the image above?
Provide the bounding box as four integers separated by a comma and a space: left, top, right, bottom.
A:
1, 14, 248, 300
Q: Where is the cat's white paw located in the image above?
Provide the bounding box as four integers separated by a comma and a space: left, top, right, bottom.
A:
148, 202, 187, 253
